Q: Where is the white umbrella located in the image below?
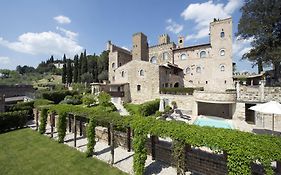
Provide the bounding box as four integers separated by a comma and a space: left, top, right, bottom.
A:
250, 101, 281, 134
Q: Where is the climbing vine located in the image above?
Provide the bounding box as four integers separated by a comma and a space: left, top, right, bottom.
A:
86, 117, 96, 157
36, 103, 281, 175
173, 140, 186, 175
57, 112, 67, 143
133, 130, 147, 175
38, 108, 48, 134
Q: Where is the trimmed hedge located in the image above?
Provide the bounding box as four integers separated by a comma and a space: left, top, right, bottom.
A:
57, 112, 67, 143
139, 99, 160, 116
34, 99, 54, 108
86, 118, 97, 157
160, 87, 204, 95
0, 110, 30, 132
42, 90, 78, 104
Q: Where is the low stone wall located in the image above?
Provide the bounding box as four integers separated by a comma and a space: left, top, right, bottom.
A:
194, 91, 236, 103
238, 85, 281, 103
159, 94, 194, 112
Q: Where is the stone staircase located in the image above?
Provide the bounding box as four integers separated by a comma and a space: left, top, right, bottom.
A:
111, 97, 129, 116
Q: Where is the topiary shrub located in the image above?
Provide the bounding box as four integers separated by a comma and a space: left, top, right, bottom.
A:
139, 99, 160, 116
57, 112, 67, 143
173, 140, 186, 175
86, 118, 96, 157
39, 108, 48, 134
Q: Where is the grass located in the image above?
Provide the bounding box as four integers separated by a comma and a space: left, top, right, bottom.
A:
0, 128, 127, 175
124, 103, 142, 115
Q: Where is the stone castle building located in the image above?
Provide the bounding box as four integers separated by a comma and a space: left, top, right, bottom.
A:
106, 18, 233, 103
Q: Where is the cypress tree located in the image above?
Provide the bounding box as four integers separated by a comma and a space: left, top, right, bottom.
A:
78, 52, 83, 82
84, 49, 88, 73
66, 58, 73, 84
73, 55, 79, 83
62, 54, 67, 84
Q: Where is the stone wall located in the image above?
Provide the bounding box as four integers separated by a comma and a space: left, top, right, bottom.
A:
238, 85, 281, 103
113, 60, 160, 104
159, 94, 194, 112
194, 91, 236, 103
148, 42, 175, 65
0, 85, 34, 98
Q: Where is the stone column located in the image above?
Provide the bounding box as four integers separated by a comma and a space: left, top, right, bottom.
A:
236, 81, 240, 100
259, 80, 265, 101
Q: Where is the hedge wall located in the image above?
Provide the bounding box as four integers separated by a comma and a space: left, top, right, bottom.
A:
0, 110, 30, 132
139, 99, 160, 116
42, 90, 78, 104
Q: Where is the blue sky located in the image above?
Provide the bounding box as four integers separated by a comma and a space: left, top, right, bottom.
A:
0, 0, 255, 72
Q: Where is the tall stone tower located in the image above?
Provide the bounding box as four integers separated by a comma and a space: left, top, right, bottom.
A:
178, 36, 184, 48
158, 34, 170, 45
132, 32, 149, 61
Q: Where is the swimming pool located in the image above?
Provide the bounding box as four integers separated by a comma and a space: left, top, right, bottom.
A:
193, 116, 234, 129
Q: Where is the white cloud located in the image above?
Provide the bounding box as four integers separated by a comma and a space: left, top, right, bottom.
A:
181, 0, 243, 40
0, 56, 11, 64
0, 31, 83, 57
54, 15, 71, 24
233, 36, 254, 59
165, 18, 184, 34
56, 27, 78, 40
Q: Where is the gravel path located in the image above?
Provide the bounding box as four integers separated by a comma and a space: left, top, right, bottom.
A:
28, 122, 177, 175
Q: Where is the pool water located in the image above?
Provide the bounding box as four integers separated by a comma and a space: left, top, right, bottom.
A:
193, 116, 234, 129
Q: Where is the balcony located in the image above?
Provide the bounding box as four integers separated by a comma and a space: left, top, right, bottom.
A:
107, 91, 124, 97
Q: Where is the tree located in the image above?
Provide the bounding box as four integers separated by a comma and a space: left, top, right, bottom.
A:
66, 59, 73, 84
97, 51, 109, 82
62, 54, 67, 84
73, 55, 79, 83
88, 54, 98, 82
237, 0, 281, 81
81, 72, 93, 84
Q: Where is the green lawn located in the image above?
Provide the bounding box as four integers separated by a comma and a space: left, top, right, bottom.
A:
0, 128, 127, 175
124, 103, 141, 115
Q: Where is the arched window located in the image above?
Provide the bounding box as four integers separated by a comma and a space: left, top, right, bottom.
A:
186, 67, 190, 74
150, 56, 157, 64
220, 65, 225, 72
196, 67, 201, 73
121, 71, 125, 77
200, 51, 207, 58
163, 52, 168, 60
137, 85, 141, 91
139, 69, 144, 76
220, 49, 225, 56
220, 31, 225, 38
112, 62, 115, 68
181, 53, 187, 60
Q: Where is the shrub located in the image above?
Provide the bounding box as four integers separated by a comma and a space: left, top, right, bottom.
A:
133, 133, 147, 175
164, 105, 172, 113
0, 110, 29, 132
34, 99, 54, 108
86, 118, 96, 157
98, 92, 111, 106
39, 108, 48, 134
42, 90, 78, 104
57, 112, 67, 143
139, 99, 160, 116
60, 95, 82, 105
82, 94, 97, 106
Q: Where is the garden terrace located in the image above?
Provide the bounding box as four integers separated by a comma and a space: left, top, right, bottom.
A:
33, 102, 281, 175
